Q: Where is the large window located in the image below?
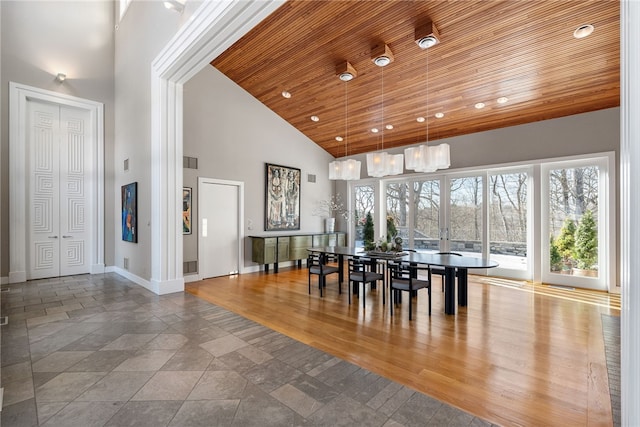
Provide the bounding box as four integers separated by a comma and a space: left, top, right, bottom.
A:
353, 184, 375, 248
489, 171, 528, 270
449, 176, 483, 257
350, 153, 614, 290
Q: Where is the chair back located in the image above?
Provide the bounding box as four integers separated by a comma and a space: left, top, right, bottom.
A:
308, 252, 328, 272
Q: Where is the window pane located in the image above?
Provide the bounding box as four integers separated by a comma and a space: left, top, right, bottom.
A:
413, 180, 440, 251
548, 166, 599, 277
489, 172, 528, 270
450, 176, 483, 256
354, 184, 375, 248
386, 183, 409, 243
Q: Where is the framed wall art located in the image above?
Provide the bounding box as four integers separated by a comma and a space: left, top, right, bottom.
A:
265, 163, 300, 231
121, 182, 138, 243
183, 187, 192, 234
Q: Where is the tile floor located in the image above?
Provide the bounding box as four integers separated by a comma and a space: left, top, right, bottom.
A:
0, 273, 496, 426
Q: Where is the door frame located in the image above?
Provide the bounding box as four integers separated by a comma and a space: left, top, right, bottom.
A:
9, 82, 105, 283
197, 177, 244, 279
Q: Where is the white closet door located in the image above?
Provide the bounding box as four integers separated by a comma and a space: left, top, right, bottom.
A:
28, 100, 91, 280
199, 181, 240, 278
59, 107, 91, 276
29, 102, 61, 279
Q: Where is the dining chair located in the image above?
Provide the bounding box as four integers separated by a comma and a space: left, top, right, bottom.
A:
431, 252, 462, 291
388, 260, 432, 320
348, 256, 384, 309
308, 252, 340, 297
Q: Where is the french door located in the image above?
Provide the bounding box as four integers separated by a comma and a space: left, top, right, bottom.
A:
541, 157, 613, 291
28, 101, 92, 280
385, 169, 531, 279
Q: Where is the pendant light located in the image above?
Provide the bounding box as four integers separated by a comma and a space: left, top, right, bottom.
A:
329, 62, 361, 180
367, 45, 403, 177
405, 22, 450, 173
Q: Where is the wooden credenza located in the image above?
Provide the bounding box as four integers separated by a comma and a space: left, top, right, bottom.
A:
250, 232, 346, 272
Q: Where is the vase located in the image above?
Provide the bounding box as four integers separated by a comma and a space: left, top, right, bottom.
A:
325, 217, 335, 233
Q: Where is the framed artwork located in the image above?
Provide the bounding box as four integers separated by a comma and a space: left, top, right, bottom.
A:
121, 182, 137, 243
183, 187, 192, 234
265, 163, 300, 231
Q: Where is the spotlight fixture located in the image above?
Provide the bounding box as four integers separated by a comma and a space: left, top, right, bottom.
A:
55, 73, 66, 83
497, 96, 509, 104
163, 0, 185, 13
415, 20, 440, 49
336, 61, 357, 82
371, 44, 394, 67
475, 102, 486, 109
435, 112, 444, 118
573, 24, 594, 39
311, 115, 319, 122
281, 91, 291, 99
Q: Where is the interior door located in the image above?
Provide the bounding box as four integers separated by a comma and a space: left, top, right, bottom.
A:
199, 179, 241, 278
28, 100, 91, 280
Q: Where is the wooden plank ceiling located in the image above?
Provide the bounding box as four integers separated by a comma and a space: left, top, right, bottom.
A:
212, 0, 620, 158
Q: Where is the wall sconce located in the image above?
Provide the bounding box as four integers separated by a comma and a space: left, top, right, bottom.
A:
164, 0, 185, 13
55, 73, 66, 83
415, 20, 440, 49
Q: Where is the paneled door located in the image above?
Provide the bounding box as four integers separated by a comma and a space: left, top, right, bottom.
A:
28, 100, 91, 280
198, 178, 243, 279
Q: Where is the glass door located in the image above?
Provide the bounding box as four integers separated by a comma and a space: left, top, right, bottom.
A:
488, 170, 531, 279
352, 183, 376, 248
412, 179, 441, 251
447, 175, 484, 257
541, 158, 610, 290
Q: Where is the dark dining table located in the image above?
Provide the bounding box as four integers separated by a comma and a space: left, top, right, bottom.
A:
307, 246, 499, 315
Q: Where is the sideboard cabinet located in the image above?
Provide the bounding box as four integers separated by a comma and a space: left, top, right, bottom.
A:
250, 232, 346, 272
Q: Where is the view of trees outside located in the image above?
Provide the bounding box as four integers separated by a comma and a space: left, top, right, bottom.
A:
489, 172, 528, 270
413, 180, 440, 247
449, 176, 483, 255
548, 166, 599, 275
386, 183, 409, 239
354, 184, 375, 247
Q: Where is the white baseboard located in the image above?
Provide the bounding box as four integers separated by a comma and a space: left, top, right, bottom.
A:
91, 263, 106, 275
1, 277, 8, 285
184, 274, 201, 283
8, 271, 26, 284
110, 266, 153, 292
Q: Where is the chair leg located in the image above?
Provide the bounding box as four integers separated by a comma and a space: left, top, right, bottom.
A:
362, 282, 366, 309
319, 276, 324, 297
428, 287, 432, 316
409, 290, 413, 320
348, 281, 352, 304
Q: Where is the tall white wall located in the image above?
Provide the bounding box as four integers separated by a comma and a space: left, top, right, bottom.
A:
183, 66, 335, 268
0, 0, 115, 277
113, 0, 202, 280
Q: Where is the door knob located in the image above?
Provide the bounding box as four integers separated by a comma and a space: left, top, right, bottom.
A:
48, 236, 58, 239
62, 235, 72, 238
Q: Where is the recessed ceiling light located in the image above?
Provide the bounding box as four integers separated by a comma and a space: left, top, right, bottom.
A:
416, 117, 426, 123
497, 97, 508, 104
311, 115, 319, 122
371, 128, 379, 133
475, 102, 486, 109
335, 136, 343, 142
434, 112, 444, 118
281, 91, 291, 98
385, 124, 394, 130
574, 24, 594, 39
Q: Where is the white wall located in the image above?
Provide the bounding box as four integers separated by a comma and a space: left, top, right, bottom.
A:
113, 0, 202, 280
183, 66, 335, 268
0, 0, 115, 277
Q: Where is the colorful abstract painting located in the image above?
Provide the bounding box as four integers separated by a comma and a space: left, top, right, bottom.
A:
122, 182, 137, 243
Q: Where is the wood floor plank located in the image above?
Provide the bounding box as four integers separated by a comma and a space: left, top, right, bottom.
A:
186, 265, 619, 426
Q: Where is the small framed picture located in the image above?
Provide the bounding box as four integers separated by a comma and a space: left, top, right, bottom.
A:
183, 187, 192, 234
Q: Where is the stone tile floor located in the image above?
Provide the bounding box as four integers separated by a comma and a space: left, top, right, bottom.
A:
0, 273, 497, 426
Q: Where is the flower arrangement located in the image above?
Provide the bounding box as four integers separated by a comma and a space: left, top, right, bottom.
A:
313, 194, 350, 221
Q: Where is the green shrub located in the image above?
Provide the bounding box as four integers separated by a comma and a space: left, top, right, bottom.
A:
574, 209, 598, 269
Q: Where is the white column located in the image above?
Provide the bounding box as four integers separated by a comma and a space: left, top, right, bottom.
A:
621, 0, 640, 424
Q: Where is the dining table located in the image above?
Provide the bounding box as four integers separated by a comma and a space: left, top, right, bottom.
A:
307, 246, 499, 315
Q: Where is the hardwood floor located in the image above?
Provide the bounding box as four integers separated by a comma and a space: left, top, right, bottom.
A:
186, 265, 619, 427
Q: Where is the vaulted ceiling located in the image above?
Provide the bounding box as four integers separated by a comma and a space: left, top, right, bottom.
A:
212, 0, 620, 158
